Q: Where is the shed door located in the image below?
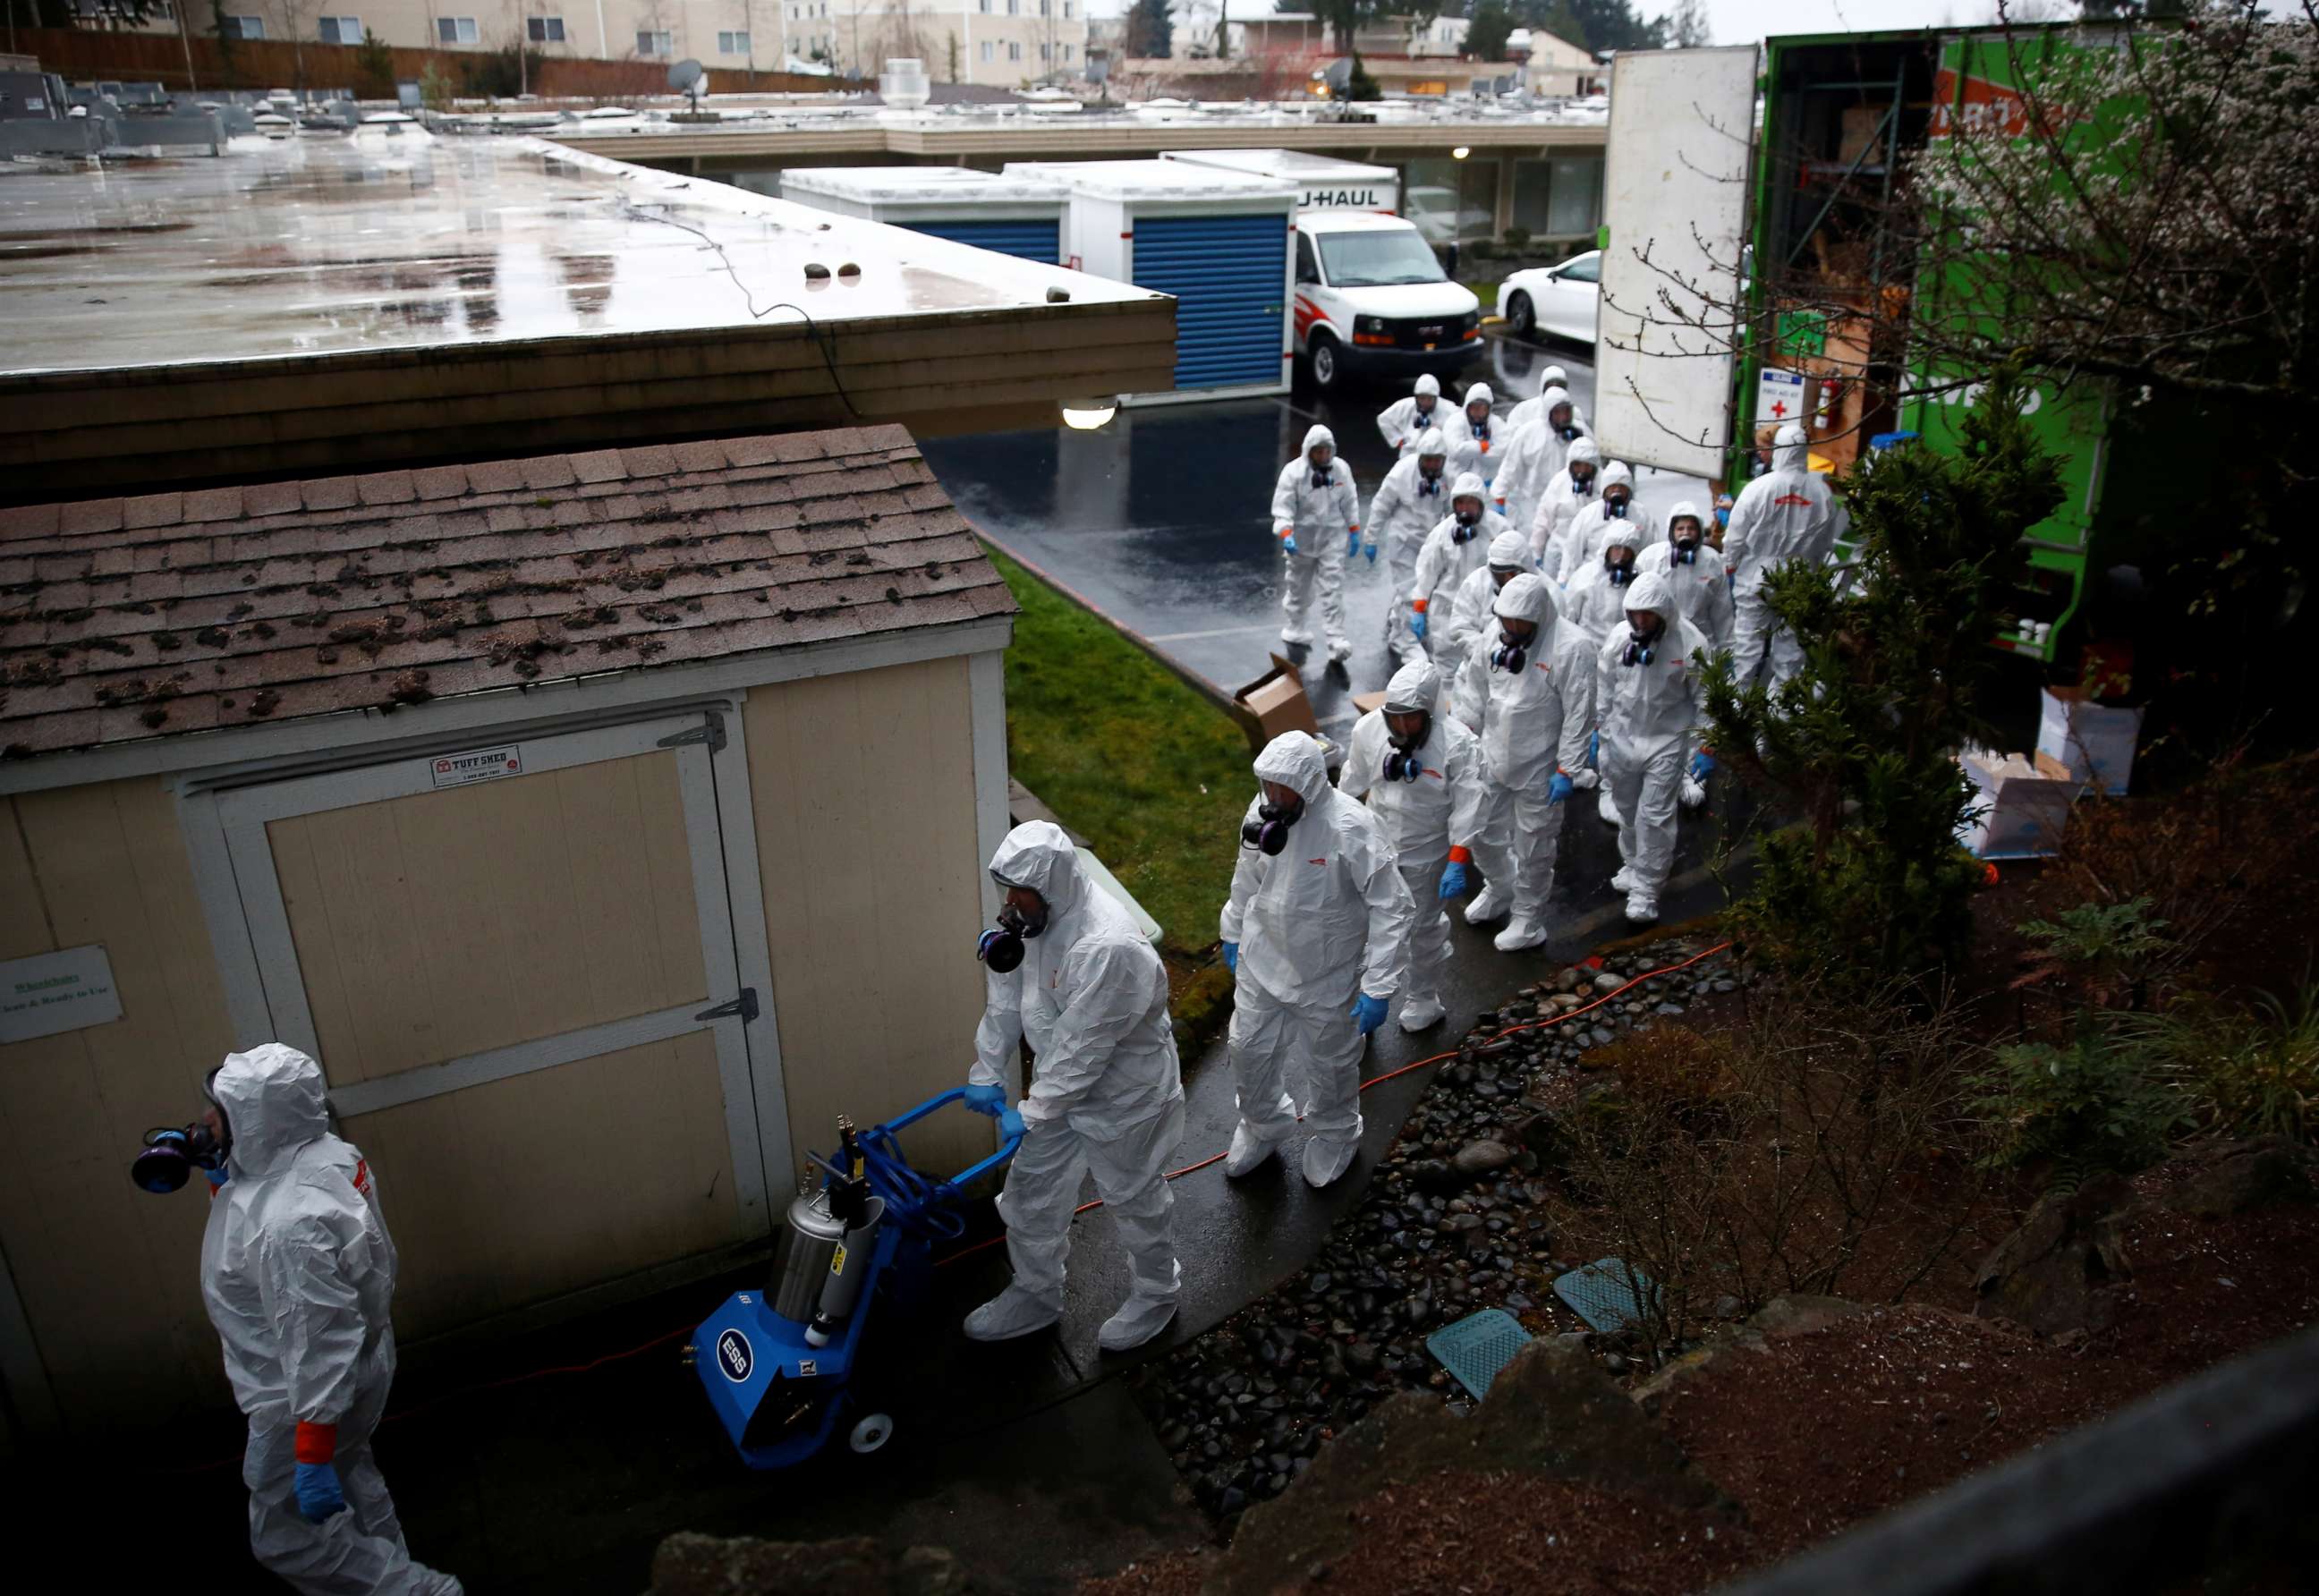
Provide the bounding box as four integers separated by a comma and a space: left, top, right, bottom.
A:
1131, 213, 1289, 390
214, 710, 772, 1338
908, 217, 1062, 265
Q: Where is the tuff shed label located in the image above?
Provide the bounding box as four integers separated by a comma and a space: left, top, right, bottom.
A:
0, 945, 123, 1045
429, 743, 522, 788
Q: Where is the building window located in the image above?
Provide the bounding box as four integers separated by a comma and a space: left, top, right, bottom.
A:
978, 39, 992, 61
436, 15, 479, 43
1063, 0, 1072, 13
526, 15, 566, 42
317, 15, 361, 43
1005, 0, 1016, 13
637, 29, 672, 55
1039, 40, 1049, 59
1060, 42, 1071, 60
1007, 39, 1020, 59
1038, 0, 1048, 13
978, 0, 990, 10
219, 13, 265, 37
718, 29, 749, 53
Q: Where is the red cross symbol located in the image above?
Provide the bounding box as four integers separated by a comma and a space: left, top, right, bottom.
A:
1770, 399, 1789, 417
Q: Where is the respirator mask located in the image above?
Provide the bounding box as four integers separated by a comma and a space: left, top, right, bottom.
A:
1570, 469, 1596, 497
1452, 504, 1482, 539
1417, 464, 1444, 496
1241, 794, 1303, 855
1605, 495, 1631, 521
976, 889, 1048, 974
1606, 558, 1635, 588
1623, 618, 1662, 667
1671, 524, 1702, 565
132, 1070, 230, 1193
1382, 714, 1431, 781
1492, 625, 1533, 674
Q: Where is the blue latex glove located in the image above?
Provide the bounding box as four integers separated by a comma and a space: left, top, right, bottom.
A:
294, 1461, 347, 1524
998, 1105, 1026, 1141
1221, 940, 1239, 973
1691, 750, 1716, 780
205, 1166, 230, 1190
1363, 540, 1379, 565
1282, 533, 1299, 556
1350, 994, 1389, 1036
961, 1083, 1006, 1117
1438, 861, 1470, 900
1548, 772, 1575, 804
1587, 729, 1600, 769
1411, 610, 1429, 641
1346, 529, 1362, 558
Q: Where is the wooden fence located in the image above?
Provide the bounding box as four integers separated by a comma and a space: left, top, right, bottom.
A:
5, 25, 837, 97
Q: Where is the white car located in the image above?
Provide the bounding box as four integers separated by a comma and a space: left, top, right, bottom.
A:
1499, 250, 1601, 344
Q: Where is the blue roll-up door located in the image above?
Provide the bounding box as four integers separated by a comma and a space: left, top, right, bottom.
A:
906, 217, 1062, 265
1131, 213, 1287, 391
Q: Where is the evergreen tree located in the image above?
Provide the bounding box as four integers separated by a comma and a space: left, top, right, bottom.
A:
1467, 0, 1516, 60
1126, 0, 1173, 58
1703, 371, 2063, 985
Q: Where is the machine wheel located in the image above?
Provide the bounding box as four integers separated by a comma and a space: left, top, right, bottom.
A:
848, 1412, 895, 1454
1505, 292, 1536, 340
1308, 333, 1343, 390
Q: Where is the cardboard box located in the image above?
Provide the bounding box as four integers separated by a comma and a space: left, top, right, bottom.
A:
1956, 747, 2076, 860
1230, 652, 1320, 753
2036, 687, 2144, 797
1837, 104, 1887, 166
1352, 690, 1389, 717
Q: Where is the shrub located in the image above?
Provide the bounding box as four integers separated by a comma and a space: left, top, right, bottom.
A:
1501, 225, 1533, 252
1465, 238, 1498, 262
353, 29, 396, 99
2013, 896, 2173, 1011
2133, 987, 2319, 1144
1966, 1035, 2178, 1187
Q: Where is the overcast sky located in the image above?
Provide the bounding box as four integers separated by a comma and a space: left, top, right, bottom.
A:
1085, 0, 1996, 42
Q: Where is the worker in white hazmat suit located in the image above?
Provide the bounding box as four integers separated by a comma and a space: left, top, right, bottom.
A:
191, 1044, 463, 1596
1341, 659, 1486, 1032
1637, 502, 1735, 811
1426, 478, 1518, 663
1270, 423, 1363, 661
1559, 523, 1647, 824
1491, 386, 1585, 538
1439, 381, 1500, 488
1407, 471, 1498, 654
1376, 372, 1448, 458
964, 822, 1185, 1350
1724, 423, 1846, 692
1560, 461, 1662, 577
1508, 370, 1587, 436
1219, 732, 1414, 1188
1585, 568, 1712, 925
1531, 437, 1602, 578
1366, 427, 1453, 664
1441, 528, 1534, 681
1461, 573, 1591, 952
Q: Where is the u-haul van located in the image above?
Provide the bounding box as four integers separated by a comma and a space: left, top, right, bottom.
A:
1162, 148, 1482, 390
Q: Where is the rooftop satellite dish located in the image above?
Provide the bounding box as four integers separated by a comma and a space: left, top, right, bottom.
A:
668, 57, 705, 111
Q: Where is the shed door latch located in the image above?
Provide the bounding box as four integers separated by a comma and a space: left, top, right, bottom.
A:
658, 712, 727, 754
695, 988, 758, 1024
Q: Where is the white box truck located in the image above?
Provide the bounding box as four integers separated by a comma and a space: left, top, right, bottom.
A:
1164, 148, 1481, 392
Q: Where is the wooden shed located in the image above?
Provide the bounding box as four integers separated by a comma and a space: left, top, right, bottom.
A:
0, 425, 1016, 1442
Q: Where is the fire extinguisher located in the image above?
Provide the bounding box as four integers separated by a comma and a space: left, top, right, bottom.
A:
1814, 374, 1843, 429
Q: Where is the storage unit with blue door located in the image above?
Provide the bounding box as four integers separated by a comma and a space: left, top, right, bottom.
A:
775, 166, 1069, 265
1005, 158, 1297, 402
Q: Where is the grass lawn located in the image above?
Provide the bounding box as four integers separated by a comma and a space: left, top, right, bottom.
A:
1463, 278, 1500, 312
986, 545, 1252, 962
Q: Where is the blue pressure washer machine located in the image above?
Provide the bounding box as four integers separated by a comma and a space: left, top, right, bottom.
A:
690, 1089, 1021, 1467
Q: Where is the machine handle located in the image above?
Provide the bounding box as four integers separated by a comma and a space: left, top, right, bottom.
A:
872, 1086, 1024, 1189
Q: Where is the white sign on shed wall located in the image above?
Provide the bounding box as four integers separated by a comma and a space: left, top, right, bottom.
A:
0, 945, 124, 1044
1593, 45, 1762, 480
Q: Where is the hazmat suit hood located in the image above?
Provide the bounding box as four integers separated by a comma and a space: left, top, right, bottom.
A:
1599, 461, 1635, 496
1253, 730, 1333, 807
1495, 571, 1556, 626
1414, 426, 1447, 460
1601, 522, 1643, 557
212, 1043, 330, 1180
1772, 423, 1809, 473
1541, 366, 1568, 390
1565, 438, 1601, 473
1487, 529, 1529, 569
1667, 500, 1703, 535
1303, 423, 1337, 460
1383, 658, 1441, 714
1450, 471, 1488, 502
1538, 384, 1571, 420
1463, 382, 1494, 412
1624, 568, 1676, 624
989, 819, 1085, 921
1413, 373, 1441, 399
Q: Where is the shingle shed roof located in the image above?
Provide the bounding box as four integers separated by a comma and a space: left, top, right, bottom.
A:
0, 426, 1015, 760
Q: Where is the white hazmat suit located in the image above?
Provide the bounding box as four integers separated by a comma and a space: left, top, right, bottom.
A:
1439, 382, 1501, 488
1724, 423, 1846, 692
1559, 461, 1662, 577
1491, 385, 1586, 537
1531, 437, 1603, 578
200, 1043, 462, 1596
1341, 659, 1487, 1032
1508, 373, 1587, 436
967, 822, 1185, 1350
1376, 373, 1450, 458
1584, 568, 1711, 923
1221, 733, 1414, 1187
1638, 505, 1733, 811
1270, 423, 1363, 660
1444, 528, 1536, 686
1462, 573, 1590, 952
1408, 472, 1498, 655
1366, 429, 1452, 664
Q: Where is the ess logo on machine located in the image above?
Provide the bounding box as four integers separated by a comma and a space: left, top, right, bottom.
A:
716, 1329, 753, 1383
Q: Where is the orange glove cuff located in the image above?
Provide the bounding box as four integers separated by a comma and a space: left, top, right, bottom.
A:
294, 1421, 337, 1464
1447, 845, 1473, 865
1412, 598, 1429, 613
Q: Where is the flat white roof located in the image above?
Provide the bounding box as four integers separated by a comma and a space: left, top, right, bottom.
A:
0, 132, 1151, 377
1160, 148, 1397, 183
777, 165, 1070, 205
1002, 158, 1298, 202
